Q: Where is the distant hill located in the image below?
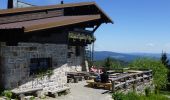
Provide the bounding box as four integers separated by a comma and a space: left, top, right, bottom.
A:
94, 51, 170, 62
94, 51, 139, 62
93, 57, 128, 68
129, 53, 170, 59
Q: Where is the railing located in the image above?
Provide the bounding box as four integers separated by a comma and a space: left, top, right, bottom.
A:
68, 31, 95, 42
111, 70, 152, 93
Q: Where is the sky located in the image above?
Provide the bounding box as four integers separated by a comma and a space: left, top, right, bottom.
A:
0, 0, 170, 53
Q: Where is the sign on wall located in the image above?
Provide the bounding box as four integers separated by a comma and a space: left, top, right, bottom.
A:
13, 0, 34, 8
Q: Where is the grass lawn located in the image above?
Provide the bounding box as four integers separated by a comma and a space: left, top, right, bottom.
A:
112, 92, 170, 100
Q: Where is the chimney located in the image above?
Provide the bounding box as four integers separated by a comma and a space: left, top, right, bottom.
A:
61, 0, 64, 4
8, 0, 13, 9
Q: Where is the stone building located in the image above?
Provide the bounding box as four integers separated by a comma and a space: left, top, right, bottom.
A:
0, 1, 112, 92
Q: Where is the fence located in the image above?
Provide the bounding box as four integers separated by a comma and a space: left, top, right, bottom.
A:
111, 70, 152, 93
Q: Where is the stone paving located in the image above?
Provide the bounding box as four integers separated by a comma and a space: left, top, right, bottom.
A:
45, 81, 113, 100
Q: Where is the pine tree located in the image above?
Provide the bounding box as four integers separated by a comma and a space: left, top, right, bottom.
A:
161, 51, 170, 83
161, 52, 169, 68
104, 57, 112, 70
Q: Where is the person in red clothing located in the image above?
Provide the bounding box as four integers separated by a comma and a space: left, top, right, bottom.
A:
90, 66, 97, 73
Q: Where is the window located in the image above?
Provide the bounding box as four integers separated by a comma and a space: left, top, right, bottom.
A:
29, 58, 52, 75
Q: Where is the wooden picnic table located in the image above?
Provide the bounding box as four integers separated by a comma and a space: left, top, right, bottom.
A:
86, 80, 112, 90
67, 71, 90, 76
67, 71, 90, 83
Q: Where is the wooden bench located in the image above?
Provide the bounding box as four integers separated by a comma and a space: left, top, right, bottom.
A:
67, 78, 73, 83
67, 73, 83, 83
86, 80, 112, 90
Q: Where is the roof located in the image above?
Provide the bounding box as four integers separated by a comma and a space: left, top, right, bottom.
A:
0, 15, 101, 32
0, 2, 113, 23
0, 2, 94, 14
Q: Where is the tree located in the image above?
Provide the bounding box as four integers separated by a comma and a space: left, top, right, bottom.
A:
161, 52, 170, 83
129, 58, 168, 89
93, 58, 128, 69
104, 57, 113, 70
161, 51, 169, 68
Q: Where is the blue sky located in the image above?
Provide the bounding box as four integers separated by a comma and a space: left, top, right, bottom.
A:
1, 0, 170, 53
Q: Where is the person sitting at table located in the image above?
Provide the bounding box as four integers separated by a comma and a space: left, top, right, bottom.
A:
90, 66, 97, 73
100, 69, 109, 83
94, 73, 101, 82
94, 68, 102, 82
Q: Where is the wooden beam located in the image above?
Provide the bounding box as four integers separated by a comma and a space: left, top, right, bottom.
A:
92, 23, 101, 34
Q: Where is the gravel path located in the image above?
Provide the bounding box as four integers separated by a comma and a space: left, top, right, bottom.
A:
46, 81, 113, 100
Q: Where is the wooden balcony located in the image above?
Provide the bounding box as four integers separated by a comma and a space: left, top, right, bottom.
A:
68, 31, 95, 46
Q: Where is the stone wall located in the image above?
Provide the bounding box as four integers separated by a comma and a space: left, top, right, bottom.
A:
0, 42, 68, 90
12, 64, 69, 95
67, 46, 85, 72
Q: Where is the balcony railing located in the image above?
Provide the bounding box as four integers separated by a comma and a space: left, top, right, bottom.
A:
68, 31, 96, 42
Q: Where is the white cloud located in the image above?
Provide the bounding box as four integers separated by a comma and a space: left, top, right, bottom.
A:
146, 43, 155, 47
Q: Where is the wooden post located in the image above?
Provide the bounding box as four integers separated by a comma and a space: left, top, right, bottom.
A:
142, 73, 144, 84
124, 77, 127, 89
148, 71, 151, 82
112, 81, 115, 93
133, 74, 137, 92
150, 71, 153, 79
92, 42, 94, 65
